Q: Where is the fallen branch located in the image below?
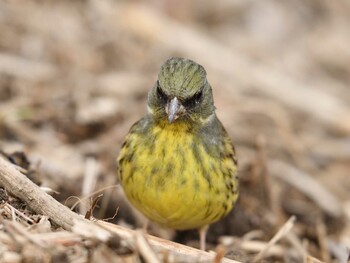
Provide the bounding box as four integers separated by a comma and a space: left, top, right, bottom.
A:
0, 156, 241, 262
0, 156, 83, 230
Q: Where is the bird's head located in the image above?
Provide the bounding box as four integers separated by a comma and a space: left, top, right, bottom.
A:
148, 58, 215, 124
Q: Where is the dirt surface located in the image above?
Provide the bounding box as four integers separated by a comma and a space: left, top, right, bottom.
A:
0, 1, 350, 262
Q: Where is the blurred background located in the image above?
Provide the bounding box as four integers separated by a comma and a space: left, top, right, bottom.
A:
0, 0, 350, 262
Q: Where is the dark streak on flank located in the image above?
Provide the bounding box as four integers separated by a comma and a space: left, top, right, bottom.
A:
192, 142, 212, 188
219, 204, 228, 219
204, 202, 211, 219
126, 167, 135, 183
228, 152, 238, 166
214, 188, 220, 195
121, 139, 129, 149
166, 163, 174, 176
124, 151, 134, 163
118, 167, 123, 181
229, 181, 234, 192
156, 177, 165, 189
176, 146, 186, 174
151, 167, 159, 175
147, 139, 155, 155
211, 208, 222, 222
118, 157, 125, 165
180, 177, 187, 186
203, 171, 211, 188
223, 203, 228, 214
191, 142, 201, 164
147, 128, 160, 155
210, 162, 219, 177
224, 173, 233, 192
193, 179, 199, 191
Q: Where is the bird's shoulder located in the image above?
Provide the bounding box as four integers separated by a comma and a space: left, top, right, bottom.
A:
198, 115, 228, 145
127, 115, 154, 135
198, 115, 237, 164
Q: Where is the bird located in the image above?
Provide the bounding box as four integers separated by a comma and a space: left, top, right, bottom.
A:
117, 57, 239, 250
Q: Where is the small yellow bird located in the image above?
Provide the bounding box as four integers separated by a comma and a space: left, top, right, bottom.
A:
117, 58, 239, 250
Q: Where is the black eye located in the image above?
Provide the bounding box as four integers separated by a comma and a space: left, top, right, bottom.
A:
183, 90, 203, 108
156, 82, 167, 102
193, 90, 203, 104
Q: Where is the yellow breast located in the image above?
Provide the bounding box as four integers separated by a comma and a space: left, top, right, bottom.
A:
118, 120, 238, 230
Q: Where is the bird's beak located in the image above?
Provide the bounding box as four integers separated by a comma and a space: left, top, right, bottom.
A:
167, 97, 185, 123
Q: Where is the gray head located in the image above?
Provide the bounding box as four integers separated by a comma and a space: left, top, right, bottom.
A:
148, 58, 215, 124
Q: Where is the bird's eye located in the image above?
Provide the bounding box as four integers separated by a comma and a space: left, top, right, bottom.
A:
183, 90, 203, 108
156, 82, 167, 102
193, 90, 203, 104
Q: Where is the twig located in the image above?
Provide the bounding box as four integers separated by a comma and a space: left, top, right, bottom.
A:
4, 203, 34, 224
31, 231, 83, 246
80, 157, 100, 215
99, 221, 241, 263
285, 231, 308, 263
134, 230, 161, 263
316, 218, 330, 263
253, 216, 296, 262
4, 221, 46, 248
306, 255, 326, 263
102, 207, 119, 222
70, 185, 119, 211
240, 240, 284, 257
85, 194, 103, 219
220, 236, 285, 258
213, 245, 226, 263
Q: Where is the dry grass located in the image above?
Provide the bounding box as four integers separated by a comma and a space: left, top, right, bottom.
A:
0, 0, 350, 262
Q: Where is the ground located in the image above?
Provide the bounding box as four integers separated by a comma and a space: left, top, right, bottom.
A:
0, 1, 350, 262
